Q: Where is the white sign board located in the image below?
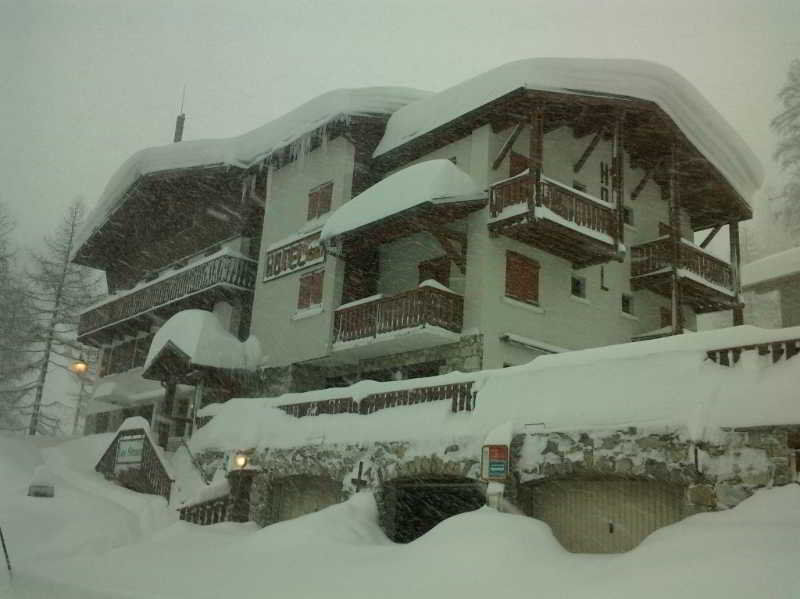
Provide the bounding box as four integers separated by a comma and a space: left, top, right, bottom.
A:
115, 436, 144, 472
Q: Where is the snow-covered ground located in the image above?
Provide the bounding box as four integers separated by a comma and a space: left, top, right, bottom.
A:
1, 432, 798, 599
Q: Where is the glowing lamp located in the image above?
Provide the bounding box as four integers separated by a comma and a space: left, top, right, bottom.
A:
69, 359, 89, 375
234, 454, 248, 469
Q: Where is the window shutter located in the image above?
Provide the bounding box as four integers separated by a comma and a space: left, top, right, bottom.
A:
298, 273, 312, 309
506, 251, 539, 304
510, 151, 529, 177
317, 182, 333, 216
307, 189, 319, 221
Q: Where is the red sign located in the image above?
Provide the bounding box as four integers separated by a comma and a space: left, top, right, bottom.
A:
481, 444, 509, 481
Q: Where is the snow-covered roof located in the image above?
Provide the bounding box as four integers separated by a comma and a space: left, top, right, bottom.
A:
76, 87, 431, 254
742, 246, 800, 288
144, 310, 262, 372
191, 325, 800, 453
320, 159, 482, 242
375, 58, 763, 203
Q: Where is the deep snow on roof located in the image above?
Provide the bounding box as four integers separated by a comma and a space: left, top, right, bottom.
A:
76, 87, 430, 254
320, 159, 482, 241
742, 245, 800, 288
191, 325, 800, 453
375, 58, 763, 203
145, 309, 262, 372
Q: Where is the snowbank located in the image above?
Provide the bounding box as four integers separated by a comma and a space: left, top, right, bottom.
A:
144, 309, 262, 372
742, 245, 800, 288
75, 87, 430, 254
15, 486, 800, 599
321, 159, 482, 241
375, 58, 763, 204
191, 325, 800, 454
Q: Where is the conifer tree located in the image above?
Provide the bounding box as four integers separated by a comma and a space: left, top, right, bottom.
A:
24, 198, 102, 435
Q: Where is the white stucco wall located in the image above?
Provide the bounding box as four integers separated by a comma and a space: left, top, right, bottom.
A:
251, 136, 355, 367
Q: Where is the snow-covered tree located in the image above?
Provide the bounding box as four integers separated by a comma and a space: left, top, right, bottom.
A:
772, 59, 800, 175
0, 203, 37, 432
23, 198, 102, 435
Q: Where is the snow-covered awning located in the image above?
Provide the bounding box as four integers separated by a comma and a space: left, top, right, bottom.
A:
375, 58, 763, 204
143, 310, 261, 383
742, 246, 800, 289
320, 159, 486, 245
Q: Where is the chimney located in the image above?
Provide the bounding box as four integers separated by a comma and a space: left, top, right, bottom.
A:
173, 113, 186, 143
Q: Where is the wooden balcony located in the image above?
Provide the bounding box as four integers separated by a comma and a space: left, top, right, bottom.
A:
78, 253, 256, 346
488, 174, 619, 268
331, 286, 463, 360
631, 238, 737, 313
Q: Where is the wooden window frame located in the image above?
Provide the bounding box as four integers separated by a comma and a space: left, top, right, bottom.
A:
505, 250, 540, 305
307, 181, 333, 221
298, 269, 324, 310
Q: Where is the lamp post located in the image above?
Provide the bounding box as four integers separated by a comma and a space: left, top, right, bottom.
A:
69, 356, 90, 435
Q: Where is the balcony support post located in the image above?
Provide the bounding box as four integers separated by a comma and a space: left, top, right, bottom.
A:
729, 221, 743, 325
612, 111, 626, 256
528, 104, 545, 213
668, 144, 684, 335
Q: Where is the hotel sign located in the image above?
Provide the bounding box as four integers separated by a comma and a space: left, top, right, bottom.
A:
263, 232, 324, 281
115, 435, 145, 473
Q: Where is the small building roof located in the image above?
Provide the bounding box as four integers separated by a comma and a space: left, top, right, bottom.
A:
320, 159, 483, 242
742, 246, 800, 289
375, 58, 763, 204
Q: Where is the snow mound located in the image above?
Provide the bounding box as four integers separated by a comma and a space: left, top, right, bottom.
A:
321, 159, 482, 241
376, 58, 763, 204
742, 245, 800, 288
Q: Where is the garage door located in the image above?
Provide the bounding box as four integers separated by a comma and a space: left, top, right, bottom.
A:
273, 476, 341, 522
530, 480, 685, 553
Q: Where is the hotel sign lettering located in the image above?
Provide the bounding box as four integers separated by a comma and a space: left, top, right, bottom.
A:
264, 232, 324, 281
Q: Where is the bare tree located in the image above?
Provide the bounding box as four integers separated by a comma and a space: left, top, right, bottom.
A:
24, 198, 102, 435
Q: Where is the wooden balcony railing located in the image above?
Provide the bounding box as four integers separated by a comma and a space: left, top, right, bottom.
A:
490, 175, 616, 240
333, 286, 464, 344
95, 428, 174, 501
179, 496, 229, 525
278, 381, 476, 418
79, 254, 256, 337
631, 238, 734, 292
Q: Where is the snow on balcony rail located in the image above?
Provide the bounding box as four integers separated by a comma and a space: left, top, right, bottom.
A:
631, 237, 734, 291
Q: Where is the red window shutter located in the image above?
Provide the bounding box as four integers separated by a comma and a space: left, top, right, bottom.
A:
298, 273, 312, 309
510, 151, 529, 177
317, 182, 333, 216
505, 251, 539, 304
307, 189, 319, 220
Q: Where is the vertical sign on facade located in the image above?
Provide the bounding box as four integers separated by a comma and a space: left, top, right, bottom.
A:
481, 444, 509, 481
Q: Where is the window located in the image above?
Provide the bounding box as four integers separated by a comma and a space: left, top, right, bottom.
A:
623, 206, 634, 226
307, 181, 333, 220
418, 256, 450, 287
509, 151, 528, 177
298, 269, 324, 310
571, 275, 587, 299
505, 251, 539, 304
621, 294, 634, 315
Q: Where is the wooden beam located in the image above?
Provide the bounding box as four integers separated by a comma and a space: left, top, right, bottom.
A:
699, 224, 722, 249
491, 122, 524, 170
669, 145, 684, 335
729, 221, 743, 325
573, 127, 605, 174
529, 106, 545, 211
430, 226, 467, 274
612, 112, 625, 255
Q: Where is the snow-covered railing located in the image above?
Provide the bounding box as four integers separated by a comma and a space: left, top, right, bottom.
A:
489, 175, 616, 239
179, 496, 229, 525
79, 254, 256, 338
95, 427, 174, 501
631, 238, 734, 292
278, 381, 476, 418
333, 286, 463, 343
707, 337, 800, 366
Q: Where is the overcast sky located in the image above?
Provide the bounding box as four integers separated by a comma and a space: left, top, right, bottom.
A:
1, 0, 799, 253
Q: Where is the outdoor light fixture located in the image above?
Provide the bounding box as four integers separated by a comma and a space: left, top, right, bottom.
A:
234, 454, 248, 469
69, 357, 89, 375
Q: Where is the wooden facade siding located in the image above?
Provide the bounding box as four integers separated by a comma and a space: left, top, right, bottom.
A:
79, 254, 256, 337
490, 176, 616, 239
333, 286, 463, 344
631, 238, 734, 291
278, 380, 475, 418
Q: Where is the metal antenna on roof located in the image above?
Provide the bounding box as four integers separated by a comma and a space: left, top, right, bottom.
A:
173, 85, 187, 143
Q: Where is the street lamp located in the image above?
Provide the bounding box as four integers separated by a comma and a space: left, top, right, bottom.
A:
70, 355, 90, 435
